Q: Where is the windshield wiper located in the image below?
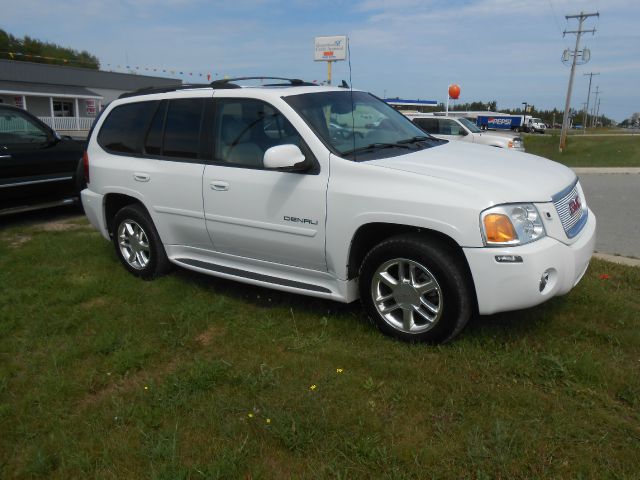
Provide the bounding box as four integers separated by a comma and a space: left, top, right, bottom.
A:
342, 142, 413, 156
397, 135, 431, 144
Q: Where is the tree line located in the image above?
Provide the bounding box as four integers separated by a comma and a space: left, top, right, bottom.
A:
409, 100, 615, 127
0, 28, 99, 69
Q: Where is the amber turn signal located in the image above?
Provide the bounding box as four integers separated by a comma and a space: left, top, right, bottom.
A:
483, 213, 517, 243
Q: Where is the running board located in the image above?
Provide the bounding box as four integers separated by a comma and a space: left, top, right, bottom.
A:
0, 197, 78, 216
175, 257, 332, 294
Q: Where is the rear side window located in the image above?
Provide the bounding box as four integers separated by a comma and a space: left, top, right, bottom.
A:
413, 117, 438, 134
162, 98, 204, 159
98, 101, 158, 154
144, 101, 167, 156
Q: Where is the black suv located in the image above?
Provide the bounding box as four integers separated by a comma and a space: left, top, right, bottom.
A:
0, 104, 86, 215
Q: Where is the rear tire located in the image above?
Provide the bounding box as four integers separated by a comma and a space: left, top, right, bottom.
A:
358, 234, 474, 343
112, 204, 171, 280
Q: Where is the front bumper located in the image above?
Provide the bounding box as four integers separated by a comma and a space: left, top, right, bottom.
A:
463, 209, 596, 315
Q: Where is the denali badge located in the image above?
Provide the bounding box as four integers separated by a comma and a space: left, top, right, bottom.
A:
284, 216, 318, 225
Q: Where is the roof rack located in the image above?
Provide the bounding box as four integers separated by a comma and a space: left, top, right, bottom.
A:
210, 77, 317, 89
118, 84, 209, 99
117, 77, 318, 99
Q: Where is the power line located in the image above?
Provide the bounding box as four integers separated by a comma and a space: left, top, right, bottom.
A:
547, 0, 564, 36
559, 11, 599, 152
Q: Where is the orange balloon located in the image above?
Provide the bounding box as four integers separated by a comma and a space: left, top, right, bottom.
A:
448, 84, 461, 100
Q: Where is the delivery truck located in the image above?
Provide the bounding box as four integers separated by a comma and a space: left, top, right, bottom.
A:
476, 114, 546, 133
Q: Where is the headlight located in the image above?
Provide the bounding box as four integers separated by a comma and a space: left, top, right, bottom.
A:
481, 203, 546, 246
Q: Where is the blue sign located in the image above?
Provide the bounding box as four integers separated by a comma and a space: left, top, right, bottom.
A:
477, 115, 522, 130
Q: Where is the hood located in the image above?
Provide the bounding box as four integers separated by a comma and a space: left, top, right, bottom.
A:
477, 130, 520, 141
367, 141, 576, 205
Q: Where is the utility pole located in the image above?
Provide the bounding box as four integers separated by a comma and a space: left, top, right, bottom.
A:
559, 11, 598, 152
583, 72, 599, 133
591, 86, 600, 127
594, 97, 602, 127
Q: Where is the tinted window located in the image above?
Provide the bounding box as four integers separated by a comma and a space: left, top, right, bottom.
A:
214, 99, 304, 168
413, 118, 438, 134
0, 109, 49, 144
144, 101, 166, 155
163, 98, 204, 159
440, 119, 464, 135
98, 101, 158, 154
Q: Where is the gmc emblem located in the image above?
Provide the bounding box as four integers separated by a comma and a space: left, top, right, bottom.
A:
569, 195, 582, 216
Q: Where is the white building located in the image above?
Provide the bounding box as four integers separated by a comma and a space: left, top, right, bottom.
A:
0, 59, 181, 132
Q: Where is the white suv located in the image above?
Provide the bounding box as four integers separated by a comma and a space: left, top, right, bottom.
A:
406, 113, 525, 151
81, 77, 595, 343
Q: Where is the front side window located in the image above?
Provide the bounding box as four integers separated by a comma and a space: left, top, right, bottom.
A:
285, 91, 441, 161
441, 119, 465, 136
0, 109, 49, 144
214, 98, 305, 168
98, 101, 158, 154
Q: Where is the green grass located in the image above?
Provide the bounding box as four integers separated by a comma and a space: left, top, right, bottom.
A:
524, 133, 640, 167
1, 218, 639, 478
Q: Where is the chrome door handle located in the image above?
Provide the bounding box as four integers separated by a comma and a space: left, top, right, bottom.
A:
210, 181, 229, 191
134, 173, 150, 182
0, 155, 11, 159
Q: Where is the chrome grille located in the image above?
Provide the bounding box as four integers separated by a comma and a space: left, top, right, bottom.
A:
553, 181, 587, 238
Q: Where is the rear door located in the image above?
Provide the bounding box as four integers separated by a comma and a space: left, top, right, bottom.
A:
436, 118, 471, 143
95, 96, 212, 249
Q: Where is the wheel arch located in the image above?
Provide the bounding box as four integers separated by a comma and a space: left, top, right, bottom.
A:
104, 193, 150, 238
347, 222, 478, 313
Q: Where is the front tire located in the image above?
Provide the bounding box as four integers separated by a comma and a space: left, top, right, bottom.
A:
359, 234, 474, 343
112, 204, 171, 280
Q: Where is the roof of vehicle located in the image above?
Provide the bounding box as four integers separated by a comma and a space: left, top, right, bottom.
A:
117, 77, 356, 101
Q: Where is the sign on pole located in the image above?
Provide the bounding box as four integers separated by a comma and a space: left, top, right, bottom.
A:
314, 35, 348, 85
314, 36, 348, 61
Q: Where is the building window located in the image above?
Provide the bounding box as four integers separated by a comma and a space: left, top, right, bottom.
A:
53, 100, 74, 117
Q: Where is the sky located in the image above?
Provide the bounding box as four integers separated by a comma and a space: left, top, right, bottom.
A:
2, 0, 639, 121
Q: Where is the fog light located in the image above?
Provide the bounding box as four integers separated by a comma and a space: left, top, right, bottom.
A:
539, 272, 550, 292
539, 268, 557, 293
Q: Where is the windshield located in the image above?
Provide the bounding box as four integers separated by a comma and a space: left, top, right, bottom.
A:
284, 91, 442, 160
458, 117, 482, 133
530, 118, 542, 123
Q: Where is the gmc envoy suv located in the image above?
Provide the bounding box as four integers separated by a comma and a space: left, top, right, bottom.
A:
81, 77, 596, 343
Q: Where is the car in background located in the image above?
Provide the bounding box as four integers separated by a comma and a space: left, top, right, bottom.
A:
405, 113, 525, 151
0, 104, 86, 215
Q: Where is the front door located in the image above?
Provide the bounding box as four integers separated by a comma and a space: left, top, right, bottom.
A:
436, 118, 471, 143
0, 108, 77, 209
202, 98, 328, 271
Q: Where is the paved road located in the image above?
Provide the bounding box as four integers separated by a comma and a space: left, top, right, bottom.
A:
577, 172, 640, 259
